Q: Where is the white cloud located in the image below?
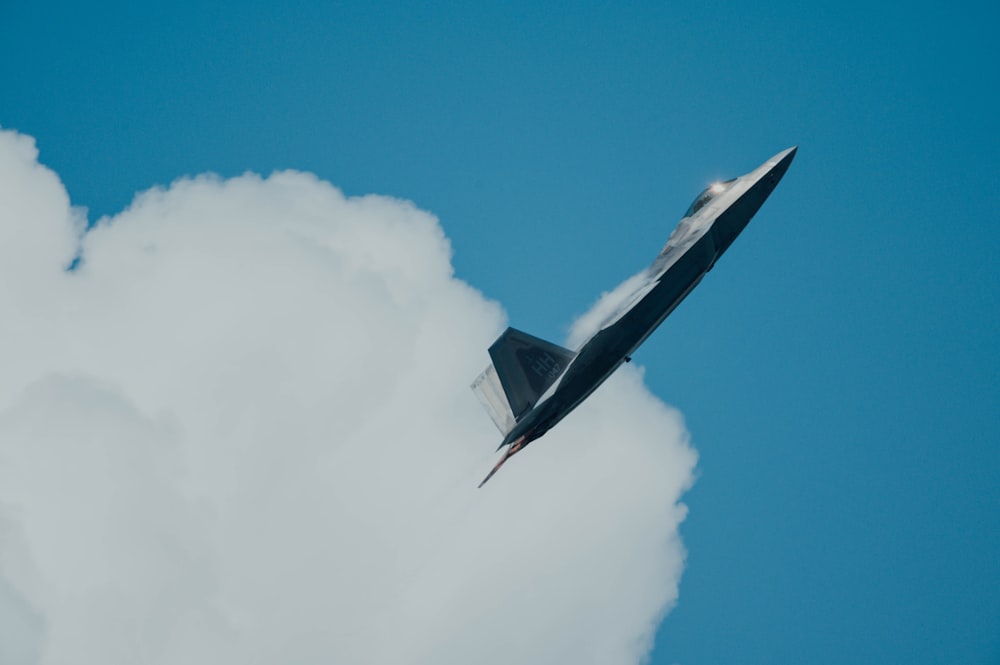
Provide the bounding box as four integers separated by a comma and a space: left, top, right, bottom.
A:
0, 127, 697, 665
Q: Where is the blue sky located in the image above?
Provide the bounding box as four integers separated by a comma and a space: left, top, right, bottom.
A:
2, 1, 998, 663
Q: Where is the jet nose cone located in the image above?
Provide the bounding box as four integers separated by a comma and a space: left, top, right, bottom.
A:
776, 145, 797, 167
768, 146, 797, 183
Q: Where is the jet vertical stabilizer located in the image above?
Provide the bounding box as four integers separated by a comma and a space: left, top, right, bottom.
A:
471, 364, 518, 435
488, 327, 575, 420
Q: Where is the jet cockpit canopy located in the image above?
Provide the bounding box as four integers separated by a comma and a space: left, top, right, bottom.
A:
684, 178, 737, 218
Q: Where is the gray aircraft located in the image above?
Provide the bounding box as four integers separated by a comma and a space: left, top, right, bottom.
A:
472, 147, 797, 487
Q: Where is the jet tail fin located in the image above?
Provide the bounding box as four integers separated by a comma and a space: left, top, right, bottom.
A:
487, 327, 575, 419
471, 363, 518, 436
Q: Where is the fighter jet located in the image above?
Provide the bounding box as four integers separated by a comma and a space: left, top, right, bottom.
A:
472, 147, 797, 487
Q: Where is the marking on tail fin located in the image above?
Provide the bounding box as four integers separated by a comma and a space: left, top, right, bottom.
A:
488, 327, 575, 419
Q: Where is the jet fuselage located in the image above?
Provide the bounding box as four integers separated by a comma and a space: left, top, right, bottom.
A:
476, 147, 797, 486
